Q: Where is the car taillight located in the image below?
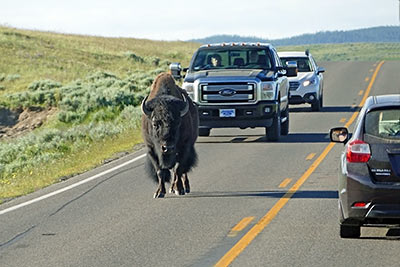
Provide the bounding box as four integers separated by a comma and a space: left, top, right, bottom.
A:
346, 139, 371, 163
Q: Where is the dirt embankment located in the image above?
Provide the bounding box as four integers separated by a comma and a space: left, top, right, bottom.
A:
0, 107, 57, 139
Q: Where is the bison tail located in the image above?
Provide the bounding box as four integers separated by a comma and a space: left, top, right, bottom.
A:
145, 156, 171, 183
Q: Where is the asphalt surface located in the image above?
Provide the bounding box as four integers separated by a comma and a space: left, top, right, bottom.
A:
1, 60, 400, 267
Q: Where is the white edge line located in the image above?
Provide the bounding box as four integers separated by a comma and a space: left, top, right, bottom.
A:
0, 154, 147, 216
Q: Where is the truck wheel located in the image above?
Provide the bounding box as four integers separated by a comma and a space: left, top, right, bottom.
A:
281, 107, 289, 136
266, 109, 281, 141
340, 224, 360, 238
198, 128, 211, 137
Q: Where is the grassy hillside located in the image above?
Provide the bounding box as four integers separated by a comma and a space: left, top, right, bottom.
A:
0, 26, 198, 96
0, 26, 399, 203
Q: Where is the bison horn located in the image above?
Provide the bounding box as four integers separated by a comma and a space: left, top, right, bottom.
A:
141, 95, 152, 116
180, 94, 189, 117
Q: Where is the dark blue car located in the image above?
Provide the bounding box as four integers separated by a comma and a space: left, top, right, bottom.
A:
330, 94, 400, 238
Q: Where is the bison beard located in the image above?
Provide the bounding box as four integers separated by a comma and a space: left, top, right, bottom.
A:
141, 73, 198, 198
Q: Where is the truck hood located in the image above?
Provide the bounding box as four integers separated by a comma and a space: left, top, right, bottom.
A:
184, 69, 275, 82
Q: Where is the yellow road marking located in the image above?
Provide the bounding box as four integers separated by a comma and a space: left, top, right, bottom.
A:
214, 60, 385, 267
279, 178, 292, 188
358, 90, 364, 95
340, 118, 346, 123
228, 217, 255, 237
359, 61, 384, 107
306, 153, 316, 160
365, 77, 370, 82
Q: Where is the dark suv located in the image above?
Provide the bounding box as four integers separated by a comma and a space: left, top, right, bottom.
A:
330, 94, 400, 238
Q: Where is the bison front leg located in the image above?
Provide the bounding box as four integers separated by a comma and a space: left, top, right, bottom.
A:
169, 170, 185, 196
154, 169, 170, 198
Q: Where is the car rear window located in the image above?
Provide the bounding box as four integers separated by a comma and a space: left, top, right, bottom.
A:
365, 108, 400, 139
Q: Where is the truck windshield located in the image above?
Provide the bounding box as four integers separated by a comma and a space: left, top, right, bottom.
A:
191, 48, 273, 71
280, 57, 313, 72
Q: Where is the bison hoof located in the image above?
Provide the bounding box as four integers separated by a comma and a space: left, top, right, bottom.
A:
175, 189, 185, 196
185, 188, 190, 194
169, 187, 175, 194
153, 192, 165, 198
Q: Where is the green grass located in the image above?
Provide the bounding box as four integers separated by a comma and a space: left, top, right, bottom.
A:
277, 42, 400, 61
0, 128, 143, 200
0, 25, 399, 203
0, 26, 199, 96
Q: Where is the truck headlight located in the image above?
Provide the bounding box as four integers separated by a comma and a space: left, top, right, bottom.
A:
303, 78, 316, 87
182, 82, 194, 99
261, 82, 275, 100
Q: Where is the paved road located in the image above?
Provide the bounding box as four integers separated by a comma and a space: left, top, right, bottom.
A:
1, 61, 400, 266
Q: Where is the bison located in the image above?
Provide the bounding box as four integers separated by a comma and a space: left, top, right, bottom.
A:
141, 73, 198, 198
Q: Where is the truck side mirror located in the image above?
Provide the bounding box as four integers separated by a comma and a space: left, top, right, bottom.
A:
169, 63, 182, 80
285, 61, 298, 77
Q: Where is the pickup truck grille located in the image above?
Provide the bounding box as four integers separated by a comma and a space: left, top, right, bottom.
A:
289, 81, 300, 91
200, 82, 256, 103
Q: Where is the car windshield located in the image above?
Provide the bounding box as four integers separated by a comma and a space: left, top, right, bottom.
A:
365, 108, 400, 139
191, 48, 273, 71
280, 57, 313, 72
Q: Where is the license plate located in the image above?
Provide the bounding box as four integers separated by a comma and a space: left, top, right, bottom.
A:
219, 109, 235, 117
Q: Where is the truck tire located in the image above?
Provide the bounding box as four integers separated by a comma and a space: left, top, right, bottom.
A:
266, 108, 281, 141
280, 107, 289, 136
198, 128, 211, 137
340, 224, 360, 238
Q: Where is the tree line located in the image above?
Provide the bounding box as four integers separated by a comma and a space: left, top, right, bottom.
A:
189, 26, 400, 46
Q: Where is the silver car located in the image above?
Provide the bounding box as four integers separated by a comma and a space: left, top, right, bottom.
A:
278, 50, 325, 111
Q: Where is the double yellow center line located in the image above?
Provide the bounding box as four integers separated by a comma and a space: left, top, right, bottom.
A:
215, 61, 385, 266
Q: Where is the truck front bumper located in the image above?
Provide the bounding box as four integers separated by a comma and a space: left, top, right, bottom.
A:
198, 101, 279, 129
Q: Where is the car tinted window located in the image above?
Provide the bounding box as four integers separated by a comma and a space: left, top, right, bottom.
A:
365, 108, 400, 139
280, 57, 313, 72
191, 48, 272, 71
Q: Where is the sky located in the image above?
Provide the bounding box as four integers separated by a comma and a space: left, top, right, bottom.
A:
1, 0, 399, 41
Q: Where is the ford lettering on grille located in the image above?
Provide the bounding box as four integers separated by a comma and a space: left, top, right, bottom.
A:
219, 88, 236, 97
200, 82, 255, 103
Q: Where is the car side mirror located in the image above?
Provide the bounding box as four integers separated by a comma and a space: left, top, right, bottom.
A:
330, 127, 349, 143
285, 61, 298, 77
169, 62, 182, 80
317, 67, 325, 74
276, 67, 286, 77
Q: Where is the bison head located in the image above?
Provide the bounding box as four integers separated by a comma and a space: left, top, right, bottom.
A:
142, 94, 189, 169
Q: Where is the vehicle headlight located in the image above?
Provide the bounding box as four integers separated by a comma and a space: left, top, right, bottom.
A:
182, 82, 194, 99
303, 78, 316, 87
261, 82, 275, 100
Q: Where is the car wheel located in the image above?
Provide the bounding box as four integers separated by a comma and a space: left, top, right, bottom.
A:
311, 98, 321, 111
266, 107, 281, 141
319, 93, 323, 108
340, 224, 360, 238
198, 128, 211, 137
280, 107, 289, 136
